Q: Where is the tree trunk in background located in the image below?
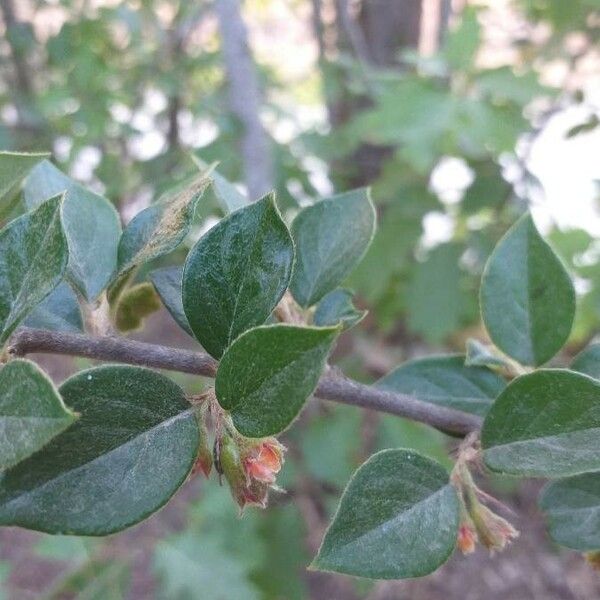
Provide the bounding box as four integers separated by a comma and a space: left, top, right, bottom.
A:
215, 0, 274, 200
314, 0, 423, 187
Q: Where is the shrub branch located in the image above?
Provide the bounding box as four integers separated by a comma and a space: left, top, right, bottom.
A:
8, 327, 482, 436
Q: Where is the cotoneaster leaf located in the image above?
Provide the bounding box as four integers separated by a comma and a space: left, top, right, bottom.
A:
215, 324, 339, 437
312, 449, 459, 579
376, 355, 505, 417
480, 213, 575, 366
313, 288, 367, 330
290, 189, 376, 308
0, 359, 77, 470
24, 281, 83, 333
0, 196, 68, 344
150, 266, 192, 336
0, 365, 199, 535
539, 472, 600, 552
482, 369, 600, 477
183, 194, 294, 359
24, 160, 121, 302
0, 151, 49, 218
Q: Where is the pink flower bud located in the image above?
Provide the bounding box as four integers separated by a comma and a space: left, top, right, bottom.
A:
457, 522, 478, 555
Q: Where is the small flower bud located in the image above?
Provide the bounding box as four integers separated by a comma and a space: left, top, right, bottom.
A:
192, 427, 213, 478
457, 522, 478, 555
470, 503, 519, 553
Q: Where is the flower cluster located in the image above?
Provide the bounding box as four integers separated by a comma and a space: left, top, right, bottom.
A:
190, 391, 286, 512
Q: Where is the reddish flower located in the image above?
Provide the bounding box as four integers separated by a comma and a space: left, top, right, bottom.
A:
243, 438, 285, 485
220, 434, 286, 512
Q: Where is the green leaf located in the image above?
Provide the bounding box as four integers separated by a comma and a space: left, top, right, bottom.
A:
571, 344, 600, 380
24, 282, 83, 333
114, 282, 162, 333
0, 151, 49, 218
117, 173, 210, 277
480, 213, 575, 366
24, 160, 121, 301
182, 194, 294, 359
192, 155, 248, 213
149, 266, 192, 335
0, 196, 68, 344
290, 189, 376, 308
539, 472, 600, 552
464, 338, 509, 370
215, 324, 339, 437
313, 288, 366, 330
0, 359, 77, 470
482, 369, 600, 477
311, 449, 459, 579
377, 355, 504, 417
0, 365, 199, 535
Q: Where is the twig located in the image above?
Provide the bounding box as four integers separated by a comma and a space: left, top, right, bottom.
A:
8, 327, 482, 436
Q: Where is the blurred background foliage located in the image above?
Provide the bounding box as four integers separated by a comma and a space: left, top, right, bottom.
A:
0, 0, 599, 598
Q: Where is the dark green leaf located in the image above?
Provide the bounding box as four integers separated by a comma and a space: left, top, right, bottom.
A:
0, 359, 77, 470
24, 160, 121, 301
571, 344, 600, 380
117, 173, 210, 277
24, 282, 83, 333
215, 324, 339, 437
0, 151, 49, 218
114, 282, 162, 333
182, 194, 294, 358
0, 196, 68, 344
149, 266, 192, 335
482, 369, 600, 477
377, 355, 504, 417
480, 213, 575, 366
0, 365, 199, 535
311, 449, 459, 579
539, 472, 600, 552
290, 189, 376, 308
313, 288, 366, 330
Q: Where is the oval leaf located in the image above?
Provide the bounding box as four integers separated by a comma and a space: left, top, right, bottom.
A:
290, 189, 376, 308
480, 213, 575, 366
0, 365, 199, 535
183, 194, 294, 359
215, 324, 339, 437
482, 369, 600, 477
314, 288, 367, 330
376, 355, 505, 417
311, 449, 459, 579
150, 266, 192, 336
25, 160, 121, 302
117, 174, 209, 277
539, 472, 600, 552
571, 344, 600, 380
0, 196, 68, 344
0, 359, 77, 470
